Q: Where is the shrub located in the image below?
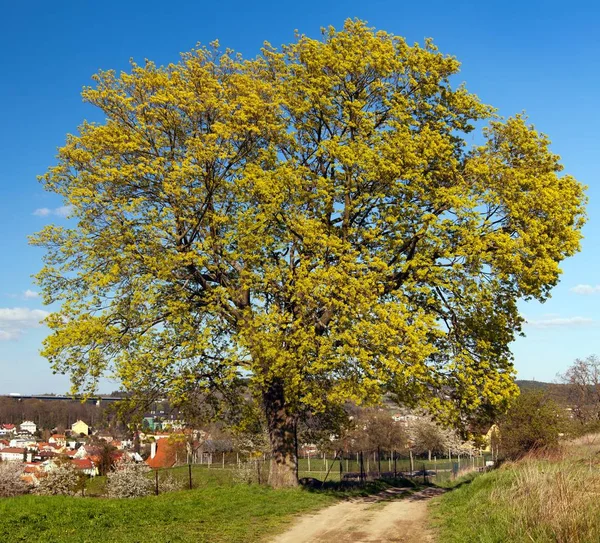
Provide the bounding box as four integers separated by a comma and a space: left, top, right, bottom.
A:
0, 461, 29, 497
233, 461, 259, 484
106, 456, 153, 498
158, 472, 185, 493
36, 460, 80, 496
499, 391, 565, 460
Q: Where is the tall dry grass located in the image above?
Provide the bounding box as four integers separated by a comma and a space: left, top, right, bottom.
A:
434, 434, 600, 542
492, 438, 600, 542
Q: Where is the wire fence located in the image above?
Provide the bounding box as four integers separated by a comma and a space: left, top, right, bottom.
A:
85, 449, 491, 496
140, 449, 492, 494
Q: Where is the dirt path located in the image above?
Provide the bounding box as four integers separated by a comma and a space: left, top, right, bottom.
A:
270, 487, 444, 543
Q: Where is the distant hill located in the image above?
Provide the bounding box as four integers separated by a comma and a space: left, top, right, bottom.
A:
516, 379, 571, 405
516, 380, 555, 392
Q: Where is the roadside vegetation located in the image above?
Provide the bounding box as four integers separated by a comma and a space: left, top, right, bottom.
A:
433, 442, 600, 543
433, 387, 600, 543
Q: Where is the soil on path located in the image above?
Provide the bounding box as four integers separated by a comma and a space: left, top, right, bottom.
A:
270, 486, 445, 543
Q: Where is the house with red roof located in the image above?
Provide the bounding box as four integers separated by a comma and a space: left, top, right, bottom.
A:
145, 438, 185, 469
0, 424, 16, 436
0, 447, 26, 462
72, 458, 98, 477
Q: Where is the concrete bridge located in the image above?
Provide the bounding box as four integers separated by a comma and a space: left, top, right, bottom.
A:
1, 394, 126, 406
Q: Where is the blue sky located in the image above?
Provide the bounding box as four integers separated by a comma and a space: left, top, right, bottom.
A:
0, 0, 598, 393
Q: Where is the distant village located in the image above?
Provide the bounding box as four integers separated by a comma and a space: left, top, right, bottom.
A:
0, 415, 194, 485
0, 394, 216, 490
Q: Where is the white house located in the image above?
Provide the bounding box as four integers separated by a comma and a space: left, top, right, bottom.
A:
9, 437, 36, 448
49, 434, 66, 446
20, 421, 37, 434
0, 447, 26, 462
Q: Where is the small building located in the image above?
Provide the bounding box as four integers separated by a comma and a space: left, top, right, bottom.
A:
9, 437, 36, 449
49, 434, 66, 446
0, 447, 26, 462
71, 420, 89, 436
20, 421, 37, 434
0, 424, 16, 436
72, 458, 98, 477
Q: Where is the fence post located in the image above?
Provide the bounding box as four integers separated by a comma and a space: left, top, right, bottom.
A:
188, 463, 192, 490
393, 450, 397, 478
422, 463, 427, 485
377, 447, 381, 477
360, 451, 364, 484
409, 450, 414, 474
222, 452, 225, 469
155, 469, 159, 496
339, 451, 343, 483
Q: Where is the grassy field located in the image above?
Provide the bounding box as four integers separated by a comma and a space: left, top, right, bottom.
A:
432, 435, 600, 543
2, 464, 422, 542
1, 481, 335, 542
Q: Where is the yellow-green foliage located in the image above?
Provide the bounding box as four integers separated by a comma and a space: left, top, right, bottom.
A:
32, 20, 586, 427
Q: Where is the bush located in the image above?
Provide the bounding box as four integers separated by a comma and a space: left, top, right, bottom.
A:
0, 461, 29, 497
158, 472, 185, 493
106, 457, 153, 498
36, 461, 80, 496
499, 391, 565, 460
233, 461, 259, 484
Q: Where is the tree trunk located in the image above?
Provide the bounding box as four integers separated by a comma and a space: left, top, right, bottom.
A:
263, 378, 298, 488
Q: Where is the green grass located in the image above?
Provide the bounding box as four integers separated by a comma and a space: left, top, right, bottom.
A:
432, 437, 600, 543
3, 464, 422, 542
1, 483, 335, 543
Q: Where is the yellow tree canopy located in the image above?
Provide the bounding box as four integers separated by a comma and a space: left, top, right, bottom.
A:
32, 20, 586, 485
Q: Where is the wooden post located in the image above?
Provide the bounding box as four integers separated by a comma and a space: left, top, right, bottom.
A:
393, 450, 397, 478
409, 450, 414, 474
339, 452, 343, 482
377, 447, 381, 477
360, 451, 364, 483
188, 463, 192, 490
222, 452, 225, 469
308, 452, 311, 473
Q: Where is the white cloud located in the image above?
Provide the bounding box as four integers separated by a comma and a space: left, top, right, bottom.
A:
571, 284, 600, 295
32, 205, 72, 218
23, 290, 39, 299
33, 208, 51, 217
525, 316, 595, 329
0, 307, 50, 341
54, 205, 72, 218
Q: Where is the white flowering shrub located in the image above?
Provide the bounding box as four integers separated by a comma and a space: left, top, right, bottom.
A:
106, 456, 153, 498
0, 461, 29, 497
36, 461, 79, 496
158, 472, 185, 493
233, 460, 260, 484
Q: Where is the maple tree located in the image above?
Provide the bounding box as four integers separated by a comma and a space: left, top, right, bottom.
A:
33, 20, 586, 486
